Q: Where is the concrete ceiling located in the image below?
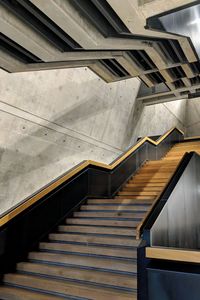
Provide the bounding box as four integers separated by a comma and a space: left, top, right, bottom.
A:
0, 0, 200, 105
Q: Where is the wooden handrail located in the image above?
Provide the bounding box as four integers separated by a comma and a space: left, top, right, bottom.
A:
136, 152, 186, 239
0, 127, 184, 228
184, 136, 200, 141
146, 247, 200, 264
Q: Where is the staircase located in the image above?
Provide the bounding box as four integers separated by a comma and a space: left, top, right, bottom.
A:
1, 140, 200, 299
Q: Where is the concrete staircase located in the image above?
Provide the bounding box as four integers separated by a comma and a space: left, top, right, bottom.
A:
1, 140, 199, 299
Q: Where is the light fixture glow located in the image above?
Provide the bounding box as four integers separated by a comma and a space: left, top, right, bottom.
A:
190, 18, 200, 25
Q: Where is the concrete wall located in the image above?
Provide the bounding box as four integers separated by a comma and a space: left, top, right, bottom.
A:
186, 97, 200, 137
128, 99, 187, 145
0, 66, 195, 216
0, 67, 140, 215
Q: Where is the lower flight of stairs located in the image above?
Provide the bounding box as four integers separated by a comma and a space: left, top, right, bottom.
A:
1, 140, 199, 299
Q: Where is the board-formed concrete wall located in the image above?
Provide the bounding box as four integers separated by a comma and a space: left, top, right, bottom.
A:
185, 97, 200, 137
0, 67, 141, 215
0, 67, 188, 215
129, 99, 187, 145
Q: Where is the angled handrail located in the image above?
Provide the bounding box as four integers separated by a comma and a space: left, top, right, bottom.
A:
0, 127, 184, 228
146, 247, 200, 264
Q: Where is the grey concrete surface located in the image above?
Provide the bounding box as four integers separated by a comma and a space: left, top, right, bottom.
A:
0, 67, 140, 215
129, 99, 186, 145
185, 97, 200, 137
0, 67, 192, 215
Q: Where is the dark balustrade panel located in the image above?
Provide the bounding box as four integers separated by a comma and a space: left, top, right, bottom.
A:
88, 168, 110, 197
110, 143, 148, 195
148, 267, 200, 300
0, 169, 88, 276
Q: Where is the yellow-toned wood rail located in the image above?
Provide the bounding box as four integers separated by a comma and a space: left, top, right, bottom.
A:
0, 127, 184, 228
146, 247, 200, 264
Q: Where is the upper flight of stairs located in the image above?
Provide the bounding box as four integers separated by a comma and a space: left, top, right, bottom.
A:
1, 140, 200, 299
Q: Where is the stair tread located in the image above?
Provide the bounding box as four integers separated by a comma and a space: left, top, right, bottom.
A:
0, 286, 64, 300
87, 199, 152, 204
49, 233, 139, 247
73, 211, 145, 219
123, 187, 162, 191
115, 196, 155, 200
118, 191, 158, 196
66, 218, 139, 227
40, 242, 137, 259
126, 183, 165, 187
58, 225, 136, 236
17, 262, 137, 290
133, 174, 170, 178
28, 252, 137, 273
81, 205, 150, 211
4, 273, 137, 300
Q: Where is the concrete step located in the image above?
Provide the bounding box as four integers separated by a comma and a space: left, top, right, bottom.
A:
125, 183, 166, 187
133, 174, 171, 179
122, 186, 162, 192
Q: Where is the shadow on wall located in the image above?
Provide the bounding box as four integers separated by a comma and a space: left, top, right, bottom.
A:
122, 100, 145, 149
53, 94, 112, 125
0, 94, 112, 178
